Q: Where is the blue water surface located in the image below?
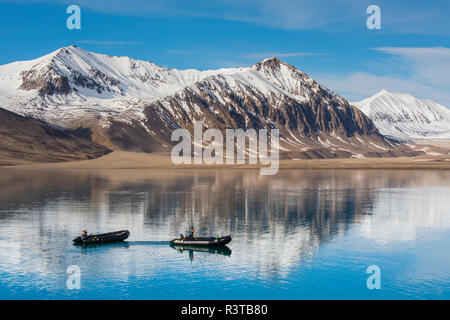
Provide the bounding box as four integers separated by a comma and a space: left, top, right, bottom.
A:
0, 169, 449, 299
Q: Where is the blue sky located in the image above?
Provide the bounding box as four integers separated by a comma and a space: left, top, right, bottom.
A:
1, 0, 450, 105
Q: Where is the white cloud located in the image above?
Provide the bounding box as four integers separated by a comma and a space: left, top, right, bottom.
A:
7, 0, 449, 33
316, 72, 450, 107
77, 40, 141, 45
315, 47, 450, 107
374, 47, 450, 87
244, 52, 322, 60
9, 0, 360, 30
166, 50, 188, 55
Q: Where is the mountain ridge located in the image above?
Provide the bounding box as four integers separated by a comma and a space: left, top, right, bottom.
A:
0, 46, 422, 160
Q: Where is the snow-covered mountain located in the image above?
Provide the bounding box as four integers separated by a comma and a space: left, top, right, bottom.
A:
0, 45, 241, 127
0, 45, 340, 127
0, 46, 421, 159
353, 90, 450, 140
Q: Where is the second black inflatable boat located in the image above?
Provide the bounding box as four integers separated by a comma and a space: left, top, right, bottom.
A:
170, 235, 232, 247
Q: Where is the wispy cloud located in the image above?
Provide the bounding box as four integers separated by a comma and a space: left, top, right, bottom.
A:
7, 0, 450, 33
76, 40, 142, 46
373, 47, 450, 87
244, 52, 323, 60
317, 72, 448, 104
316, 47, 450, 107
166, 49, 188, 55
76, 40, 142, 45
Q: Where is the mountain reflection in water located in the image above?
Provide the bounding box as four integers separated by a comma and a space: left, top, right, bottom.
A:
0, 168, 449, 299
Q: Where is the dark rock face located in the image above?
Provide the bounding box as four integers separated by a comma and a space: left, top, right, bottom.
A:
20, 67, 71, 96
55, 76, 71, 94
71, 68, 121, 94
19, 58, 122, 96
38, 75, 71, 95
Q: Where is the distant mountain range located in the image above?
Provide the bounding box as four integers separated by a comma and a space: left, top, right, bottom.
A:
0, 46, 426, 163
353, 89, 450, 140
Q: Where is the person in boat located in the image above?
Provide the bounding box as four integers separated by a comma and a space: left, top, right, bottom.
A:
81, 229, 88, 241
188, 225, 195, 239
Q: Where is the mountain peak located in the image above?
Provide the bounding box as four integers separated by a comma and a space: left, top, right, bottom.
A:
373, 90, 425, 104
51, 45, 84, 56
354, 90, 450, 139
62, 44, 79, 50
262, 56, 280, 63
258, 57, 283, 69
252, 56, 305, 78
377, 89, 392, 95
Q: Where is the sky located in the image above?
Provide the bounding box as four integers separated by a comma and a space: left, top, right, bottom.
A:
0, 0, 450, 105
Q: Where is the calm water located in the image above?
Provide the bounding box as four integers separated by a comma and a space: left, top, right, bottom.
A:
0, 168, 449, 300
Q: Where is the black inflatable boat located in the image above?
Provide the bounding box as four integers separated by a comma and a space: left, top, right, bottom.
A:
73, 230, 130, 244
170, 235, 232, 247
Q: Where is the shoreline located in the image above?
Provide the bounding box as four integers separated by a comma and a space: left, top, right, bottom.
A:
2, 151, 450, 170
